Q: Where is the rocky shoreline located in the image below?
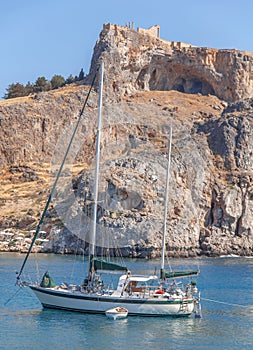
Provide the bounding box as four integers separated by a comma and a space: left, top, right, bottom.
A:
1, 226, 252, 258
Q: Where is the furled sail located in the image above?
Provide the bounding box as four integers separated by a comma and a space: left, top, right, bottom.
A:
92, 257, 128, 272
164, 270, 199, 279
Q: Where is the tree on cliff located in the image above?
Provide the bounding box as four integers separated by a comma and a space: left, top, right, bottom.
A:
4, 68, 82, 99
34, 77, 51, 92
65, 74, 75, 84
4, 83, 27, 99
25, 81, 34, 95
50, 75, 65, 89
78, 68, 84, 80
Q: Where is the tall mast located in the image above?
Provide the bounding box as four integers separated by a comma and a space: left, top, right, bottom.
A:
16, 68, 98, 284
89, 61, 104, 274
160, 126, 172, 279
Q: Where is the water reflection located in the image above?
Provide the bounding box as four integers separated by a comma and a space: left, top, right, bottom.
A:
1, 308, 42, 317
1, 254, 253, 349
36, 309, 203, 344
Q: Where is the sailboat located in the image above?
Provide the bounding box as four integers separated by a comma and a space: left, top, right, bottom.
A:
16, 62, 201, 317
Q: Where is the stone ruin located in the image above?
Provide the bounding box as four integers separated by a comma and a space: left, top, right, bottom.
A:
86, 23, 253, 103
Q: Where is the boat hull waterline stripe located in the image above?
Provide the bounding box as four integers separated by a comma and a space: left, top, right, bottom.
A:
42, 304, 192, 317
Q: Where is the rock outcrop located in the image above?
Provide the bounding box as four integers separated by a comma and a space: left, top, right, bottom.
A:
86, 24, 253, 103
0, 85, 98, 166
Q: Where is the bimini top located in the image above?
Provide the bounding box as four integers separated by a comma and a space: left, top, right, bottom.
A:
127, 275, 158, 283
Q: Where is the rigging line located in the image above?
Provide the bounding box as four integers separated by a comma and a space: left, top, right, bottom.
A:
202, 297, 249, 308
16, 67, 99, 283
4, 285, 24, 306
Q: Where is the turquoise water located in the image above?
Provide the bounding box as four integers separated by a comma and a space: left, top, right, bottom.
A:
1, 253, 253, 350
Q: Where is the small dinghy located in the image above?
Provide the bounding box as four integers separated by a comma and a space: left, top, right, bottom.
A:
105, 307, 128, 320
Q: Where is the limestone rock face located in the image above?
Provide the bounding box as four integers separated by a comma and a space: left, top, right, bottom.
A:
1, 24, 253, 257
86, 24, 253, 103
2, 86, 253, 257
0, 86, 98, 166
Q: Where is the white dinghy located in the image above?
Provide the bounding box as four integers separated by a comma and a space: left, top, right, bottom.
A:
105, 307, 128, 320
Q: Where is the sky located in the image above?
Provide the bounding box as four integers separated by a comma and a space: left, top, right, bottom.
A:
1, 0, 253, 100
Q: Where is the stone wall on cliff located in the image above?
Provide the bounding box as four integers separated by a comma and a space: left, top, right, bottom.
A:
86, 23, 253, 103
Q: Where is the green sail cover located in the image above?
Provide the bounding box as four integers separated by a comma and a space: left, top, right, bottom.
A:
92, 257, 127, 272
40, 271, 56, 288
164, 270, 199, 279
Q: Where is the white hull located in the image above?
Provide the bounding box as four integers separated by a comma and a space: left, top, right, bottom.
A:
106, 312, 127, 320
30, 285, 194, 317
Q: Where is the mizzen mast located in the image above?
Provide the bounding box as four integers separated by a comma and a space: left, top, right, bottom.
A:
160, 126, 172, 280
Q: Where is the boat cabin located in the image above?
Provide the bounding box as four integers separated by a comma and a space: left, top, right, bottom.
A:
112, 274, 158, 297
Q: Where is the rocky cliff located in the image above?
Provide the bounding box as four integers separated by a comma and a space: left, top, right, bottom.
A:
86, 24, 253, 103
0, 24, 253, 257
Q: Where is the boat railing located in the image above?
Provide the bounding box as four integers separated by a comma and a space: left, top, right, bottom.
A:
130, 285, 162, 298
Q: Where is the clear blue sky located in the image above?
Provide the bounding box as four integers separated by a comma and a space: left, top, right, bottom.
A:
1, 0, 253, 99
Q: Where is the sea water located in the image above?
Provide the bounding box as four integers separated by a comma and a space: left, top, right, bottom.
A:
0, 253, 253, 350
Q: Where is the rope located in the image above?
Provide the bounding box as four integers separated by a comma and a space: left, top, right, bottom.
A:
202, 297, 249, 308
4, 285, 23, 306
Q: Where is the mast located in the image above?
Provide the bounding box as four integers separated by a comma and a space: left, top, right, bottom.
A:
89, 61, 104, 275
16, 67, 99, 284
160, 126, 172, 280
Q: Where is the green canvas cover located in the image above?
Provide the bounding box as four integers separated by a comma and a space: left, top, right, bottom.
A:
92, 257, 127, 272
164, 270, 199, 279
40, 271, 56, 288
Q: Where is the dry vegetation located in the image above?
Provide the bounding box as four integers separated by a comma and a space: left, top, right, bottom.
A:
0, 87, 226, 227
0, 161, 88, 223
